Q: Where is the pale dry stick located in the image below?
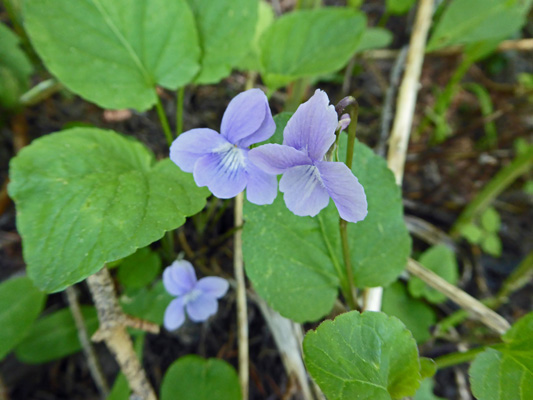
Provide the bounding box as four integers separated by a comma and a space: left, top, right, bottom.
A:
364, 0, 435, 312
364, 38, 533, 60
65, 286, 110, 398
234, 192, 249, 400
254, 297, 317, 400
86, 268, 158, 400
406, 259, 510, 334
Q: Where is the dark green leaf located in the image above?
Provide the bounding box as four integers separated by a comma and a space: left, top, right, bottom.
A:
24, 0, 200, 110
0, 277, 46, 360
15, 306, 98, 363
383, 282, 436, 343
161, 355, 241, 400
117, 247, 161, 289
408, 245, 458, 304
9, 128, 209, 292
120, 280, 172, 325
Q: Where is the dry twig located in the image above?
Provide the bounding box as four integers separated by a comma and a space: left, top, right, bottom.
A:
86, 268, 158, 400
406, 259, 510, 334
234, 192, 249, 399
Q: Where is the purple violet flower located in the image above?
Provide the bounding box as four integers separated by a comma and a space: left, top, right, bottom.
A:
170, 89, 277, 205
249, 90, 368, 223
163, 260, 229, 331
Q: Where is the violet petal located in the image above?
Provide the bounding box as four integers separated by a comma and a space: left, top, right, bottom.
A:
164, 297, 186, 330
283, 90, 338, 161
220, 89, 272, 146
170, 128, 228, 172
196, 277, 229, 298
279, 165, 330, 217
186, 293, 218, 322
248, 144, 312, 175
245, 161, 278, 205
193, 147, 248, 198
237, 100, 276, 148
316, 161, 368, 223
163, 260, 197, 297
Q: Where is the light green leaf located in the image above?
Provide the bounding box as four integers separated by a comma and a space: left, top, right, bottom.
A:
470, 312, 533, 400
243, 137, 411, 322
107, 374, 129, 400
383, 282, 436, 343
236, 0, 274, 72
481, 233, 502, 257
460, 223, 483, 244
427, 0, 533, 51
117, 247, 161, 289
414, 378, 445, 400
14, 306, 98, 363
355, 28, 393, 53
419, 358, 437, 380
408, 245, 458, 304
303, 311, 421, 400
0, 277, 46, 360
120, 280, 172, 325
481, 207, 501, 233
161, 355, 241, 400
386, 0, 416, 15
260, 8, 366, 89
186, 0, 257, 84
8, 128, 209, 292
23, 0, 200, 110
0, 22, 33, 108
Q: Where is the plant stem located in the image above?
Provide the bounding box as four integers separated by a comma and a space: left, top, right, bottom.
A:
339, 101, 359, 310
451, 146, 533, 237
434, 346, 488, 369
155, 96, 173, 146
176, 87, 185, 136
234, 192, 249, 399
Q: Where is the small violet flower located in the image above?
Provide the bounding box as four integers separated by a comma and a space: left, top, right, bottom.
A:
249, 90, 368, 223
163, 260, 229, 331
170, 89, 277, 205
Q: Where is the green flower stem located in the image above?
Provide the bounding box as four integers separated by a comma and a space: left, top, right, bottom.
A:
155, 96, 173, 146
450, 146, 533, 237
295, 0, 321, 9
435, 346, 486, 370
339, 100, 359, 310
284, 78, 310, 112
176, 87, 185, 136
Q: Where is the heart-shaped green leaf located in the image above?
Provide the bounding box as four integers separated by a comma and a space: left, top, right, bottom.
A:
303, 311, 421, 399
161, 355, 241, 400
260, 8, 366, 89
186, 0, 257, 84
23, 0, 200, 110
9, 128, 209, 292
243, 128, 411, 322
